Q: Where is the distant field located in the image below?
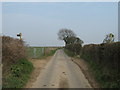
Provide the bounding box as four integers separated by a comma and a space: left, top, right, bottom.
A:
27, 47, 59, 59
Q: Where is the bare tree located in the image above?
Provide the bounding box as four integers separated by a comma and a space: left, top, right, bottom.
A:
58, 28, 76, 45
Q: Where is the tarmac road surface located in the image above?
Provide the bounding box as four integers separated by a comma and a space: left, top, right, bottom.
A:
32, 49, 91, 88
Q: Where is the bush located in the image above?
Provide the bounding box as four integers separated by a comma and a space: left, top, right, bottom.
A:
81, 42, 120, 88
64, 49, 75, 57
65, 43, 82, 55
2, 36, 27, 72
2, 36, 34, 88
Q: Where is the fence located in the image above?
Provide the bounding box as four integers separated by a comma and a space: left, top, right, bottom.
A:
27, 47, 45, 59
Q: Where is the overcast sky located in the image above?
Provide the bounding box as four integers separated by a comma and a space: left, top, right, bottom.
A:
2, 2, 118, 46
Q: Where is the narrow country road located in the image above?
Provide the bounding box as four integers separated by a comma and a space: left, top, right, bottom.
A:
32, 49, 91, 88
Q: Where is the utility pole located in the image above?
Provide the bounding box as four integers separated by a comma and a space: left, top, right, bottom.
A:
17, 33, 22, 40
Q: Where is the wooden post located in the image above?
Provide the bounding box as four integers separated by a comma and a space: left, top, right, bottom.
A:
34, 48, 36, 58
17, 33, 22, 40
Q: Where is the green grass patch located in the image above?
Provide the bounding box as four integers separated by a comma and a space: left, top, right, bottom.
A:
47, 49, 57, 56
3, 58, 34, 88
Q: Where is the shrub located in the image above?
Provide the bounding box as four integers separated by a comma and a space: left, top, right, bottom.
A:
81, 42, 120, 88
2, 36, 34, 88
2, 36, 27, 72
65, 43, 82, 55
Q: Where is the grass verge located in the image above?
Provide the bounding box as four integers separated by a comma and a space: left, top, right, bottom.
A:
41, 48, 58, 59
3, 58, 34, 88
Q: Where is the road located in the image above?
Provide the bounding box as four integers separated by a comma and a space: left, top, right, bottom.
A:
32, 49, 91, 88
